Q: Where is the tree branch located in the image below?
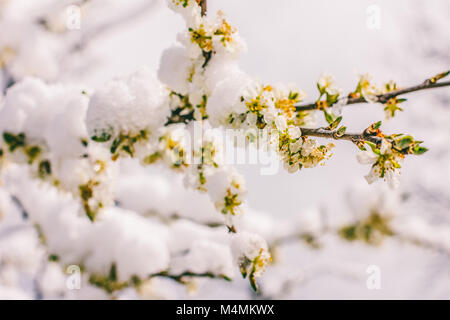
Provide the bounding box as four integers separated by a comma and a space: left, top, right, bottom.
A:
295, 76, 450, 112
300, 127, 383, 146
151, 270, 231, 283
197, 0, 207, 16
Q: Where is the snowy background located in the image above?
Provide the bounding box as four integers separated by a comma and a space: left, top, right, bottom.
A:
0, 0, 449, 299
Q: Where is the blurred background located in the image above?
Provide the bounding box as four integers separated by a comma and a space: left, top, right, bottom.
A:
0, 0, 449, 299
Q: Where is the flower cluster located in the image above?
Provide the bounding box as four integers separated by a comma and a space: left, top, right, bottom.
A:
317, 72, 342, 108
160, 0, 246, 124
357, 124, 427, 188
381, 81, 406, 119
350, 73, 384, 104
169, 1, 246, 58
209, 80, 335, 172
232, 232, 271, 291
280, 137, 335, 173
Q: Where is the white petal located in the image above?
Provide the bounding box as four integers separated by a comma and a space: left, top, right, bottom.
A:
356, 151, 377, 164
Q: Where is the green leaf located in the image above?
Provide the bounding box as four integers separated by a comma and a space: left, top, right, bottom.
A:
329, 116, 343, 130
38, 160, 52, 179
121, 144, 133, 157
391, 160, 402, 169
395, 135, 414, 150
373, 121, 382, 130
432, 70, 450, 82
326, 93, 340, 105
366, 141, 380, 155
108, 263, 118, 282
3, 132, 25, 152
324, 110, 335, 125
79, 139, 88, 147
336, 126, 347, 137
356, 143, 367, 151
317, 83, 325, 96
413, 146, 428, 155
25, 146, 41, 164
48, 254, 59, 262
222, 275, 232, 282
288, 91, 299, 101
339, 225, 358, 241
110, 136, 124, 154
91, 131, 112, 142
249, 274, 258, 292
143, 152, 161, 165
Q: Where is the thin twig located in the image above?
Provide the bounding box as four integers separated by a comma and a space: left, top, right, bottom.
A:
300, 127, 383, 146
151, 270, 231, 283
197, 0, 207, 16
270, 223, 450, 260
395, 234, 450, 258
295, 78, 450, 112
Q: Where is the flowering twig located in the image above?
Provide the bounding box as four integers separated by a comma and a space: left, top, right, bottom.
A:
295, 74, 450, 112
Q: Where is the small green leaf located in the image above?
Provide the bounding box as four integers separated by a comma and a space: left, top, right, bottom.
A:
373, 121, 382, 130
413, 146, 428, 155
80, 139, 88, 147
336, 126, 347, 137
395, 135, 414, 150
108, 263, 118, 282
317, 83, 325, 96
326, 93, 340, 105
110, 136, 124, 154
339, 225, 358, 241
25, 146, 41, 163
91, 131, 112, 143
391, 160, 402, 169
121, 145, 133, 157
324, 110, 335, 125
432, 71, 450, 83
48, 254, 59, 262
143, 152, 161, 165
288, 91, 299, 101
222, 275, 232, 282
249, 274, 258, 292
3, 132, 25, 152
366, 141, 380, 155
38, 160, 51, 179
329, 116, 343, 130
